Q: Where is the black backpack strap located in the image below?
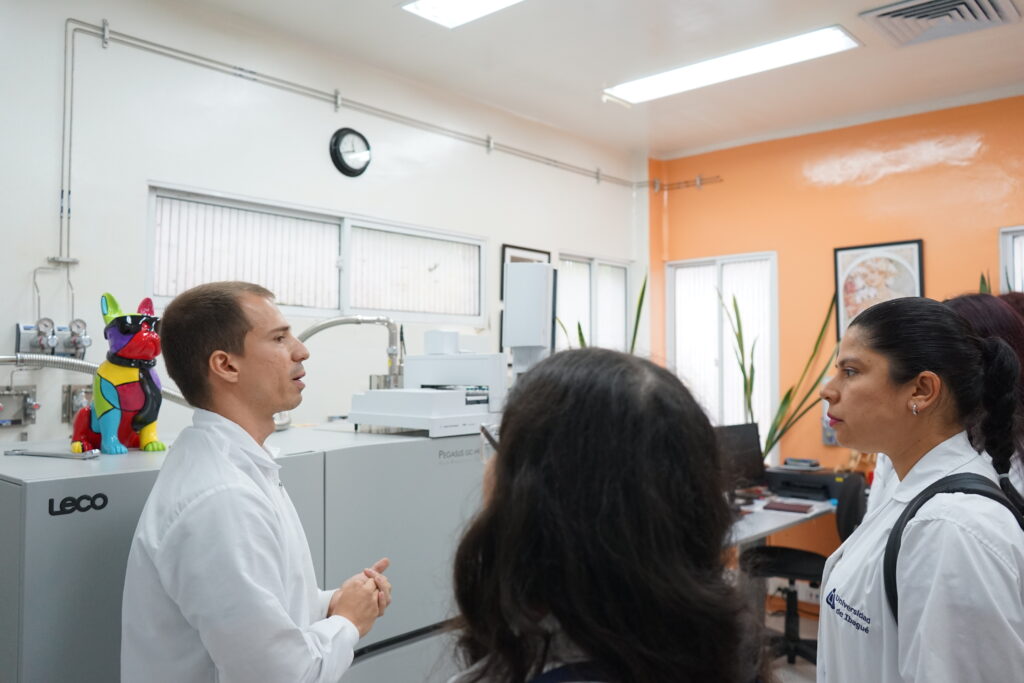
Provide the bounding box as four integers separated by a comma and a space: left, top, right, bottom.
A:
883, 472, 1024, 624
529, 662, 606, 683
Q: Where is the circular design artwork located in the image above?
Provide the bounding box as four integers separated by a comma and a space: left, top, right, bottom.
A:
842, 255, 917, 322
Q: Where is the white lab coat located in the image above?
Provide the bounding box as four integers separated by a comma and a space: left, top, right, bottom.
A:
817, 432, 1024, 682
868, 448, 1024, 514
121, 409, 359, 683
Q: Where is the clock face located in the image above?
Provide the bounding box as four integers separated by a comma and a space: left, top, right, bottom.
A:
329, 128, 371, 177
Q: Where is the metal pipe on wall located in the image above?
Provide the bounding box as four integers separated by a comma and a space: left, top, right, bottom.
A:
0, 354, 190, 407
59, 18, 639, 190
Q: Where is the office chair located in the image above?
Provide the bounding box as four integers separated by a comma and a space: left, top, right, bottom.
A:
739, 472, 867, 665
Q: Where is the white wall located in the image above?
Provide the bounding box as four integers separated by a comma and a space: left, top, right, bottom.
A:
1, 0, 648, 443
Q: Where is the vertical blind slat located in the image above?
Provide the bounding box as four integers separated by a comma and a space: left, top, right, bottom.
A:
154, 195, 340, 309
347, 226, 480, 316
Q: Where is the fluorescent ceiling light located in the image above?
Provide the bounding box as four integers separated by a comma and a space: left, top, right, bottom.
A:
605, 26, 859, 104
402, 0, 527, 29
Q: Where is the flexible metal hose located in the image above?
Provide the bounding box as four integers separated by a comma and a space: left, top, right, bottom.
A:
0, 353, 190, 407
269, 316, 402, 431
296, 315, 401, 389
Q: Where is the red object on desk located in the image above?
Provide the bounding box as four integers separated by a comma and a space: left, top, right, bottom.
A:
763, 501, 813, 513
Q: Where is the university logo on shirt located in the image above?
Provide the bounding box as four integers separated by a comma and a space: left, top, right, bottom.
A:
827, 588, 871, 634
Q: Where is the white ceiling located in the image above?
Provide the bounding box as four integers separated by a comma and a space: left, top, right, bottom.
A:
185, 0, 1024, 158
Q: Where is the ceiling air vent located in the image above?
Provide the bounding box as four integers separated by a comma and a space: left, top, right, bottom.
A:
862, 0, 1021, 46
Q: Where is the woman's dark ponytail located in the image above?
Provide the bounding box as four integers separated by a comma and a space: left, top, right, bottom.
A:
980, 336, 1024, 512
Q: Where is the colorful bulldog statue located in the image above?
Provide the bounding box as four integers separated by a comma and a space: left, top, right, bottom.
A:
71, 293, 165, 454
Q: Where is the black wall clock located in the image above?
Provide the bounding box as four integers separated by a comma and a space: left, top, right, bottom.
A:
329, 128, 371, 177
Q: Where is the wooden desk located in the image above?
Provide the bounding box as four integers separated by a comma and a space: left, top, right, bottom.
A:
731, 497, 836, 623
731, 497, 836, 548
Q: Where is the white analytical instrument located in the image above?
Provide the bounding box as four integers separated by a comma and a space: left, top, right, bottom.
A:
347, 331, 506, 437
502, 262, 556, 378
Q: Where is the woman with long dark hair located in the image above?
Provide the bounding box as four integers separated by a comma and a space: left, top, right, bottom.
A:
450, 348, 761, 683
867, 292, 1024, 513
818, 297, 1024, 681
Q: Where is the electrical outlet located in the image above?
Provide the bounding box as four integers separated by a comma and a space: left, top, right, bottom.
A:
766, 578, 821, 605
767, 577, 788, 596
797, 581, 822, 604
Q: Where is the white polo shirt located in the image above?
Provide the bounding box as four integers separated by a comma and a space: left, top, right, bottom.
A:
817, 431, 1024, 682
121, 409, 359, 683
869, 449, 1024, 514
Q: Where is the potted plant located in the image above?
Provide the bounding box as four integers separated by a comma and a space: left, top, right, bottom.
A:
723, 295, 836, 455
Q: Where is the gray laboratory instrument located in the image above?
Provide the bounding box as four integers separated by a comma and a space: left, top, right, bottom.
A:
0, 429, 483, 682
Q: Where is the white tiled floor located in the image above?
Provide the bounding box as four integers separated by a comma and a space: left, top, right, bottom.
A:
766, 611, 817, 683
774, 657, 816, 683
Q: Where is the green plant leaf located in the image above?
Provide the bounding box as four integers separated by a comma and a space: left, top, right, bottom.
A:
629, 274, 648, 354
980, 271, 991, 294
719, 291, 756, 424
762, 296, 836, 455
765, 387, 794, 440
771, 346, 837, 450
732, 296, 745, 358
746, 345, 757, 423
767, 397, 825, 454
718, 290, 740, 339
577, 321, 588, 348
791, 295, 836, 400
780, 345, 837, 430
555, 317, 573, 349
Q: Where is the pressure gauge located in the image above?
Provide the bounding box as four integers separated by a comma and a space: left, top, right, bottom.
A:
36, 318, 54, 336
69, 318, 88, 335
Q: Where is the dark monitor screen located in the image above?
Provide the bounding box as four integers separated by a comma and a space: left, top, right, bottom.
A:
715, 423, 765, 490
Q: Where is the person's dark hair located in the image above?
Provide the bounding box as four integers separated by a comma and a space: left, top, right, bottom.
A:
452, 348, 758, 683
1000, 292, 1024, 320
161, 281, 274, 408
945, 293, 1024, 420
852, 297, 1024, 511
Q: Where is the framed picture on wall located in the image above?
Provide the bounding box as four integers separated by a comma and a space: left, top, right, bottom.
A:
834, 239, 923, 338
501, 244, 550, 300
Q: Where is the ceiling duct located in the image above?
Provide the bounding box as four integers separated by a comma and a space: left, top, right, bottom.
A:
861, 0, 1021, 46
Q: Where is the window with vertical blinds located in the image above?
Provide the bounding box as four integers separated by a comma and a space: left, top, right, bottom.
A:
555, 256, 628, 351
556, 258, 592, 350
346, 224, 482, 317
595, 263, 628, 350
668, 253, 777, 452
672, 262, 720, 418
152, 188, 485, 322
153, 192, 341, 309
999, 226, 1024, 292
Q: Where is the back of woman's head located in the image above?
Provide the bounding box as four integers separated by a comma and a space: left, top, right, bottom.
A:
944, 292, 1024, 413
453, 348, 751, 683
852, 297, 1022, 505
1000, 291, 1024, 320
943, 293, 1024, 507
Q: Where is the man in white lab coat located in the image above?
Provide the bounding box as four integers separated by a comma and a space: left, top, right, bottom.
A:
122, 281, 391, 683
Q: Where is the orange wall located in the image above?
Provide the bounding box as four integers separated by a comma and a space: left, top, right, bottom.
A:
650, 95, 1024, 468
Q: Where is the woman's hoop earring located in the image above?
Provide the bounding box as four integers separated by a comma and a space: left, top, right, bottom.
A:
912, 403, 919, 416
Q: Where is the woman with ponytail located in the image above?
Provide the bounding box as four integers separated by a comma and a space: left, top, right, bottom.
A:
817, 297, 1024, 682
867, 293, 1024, 513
